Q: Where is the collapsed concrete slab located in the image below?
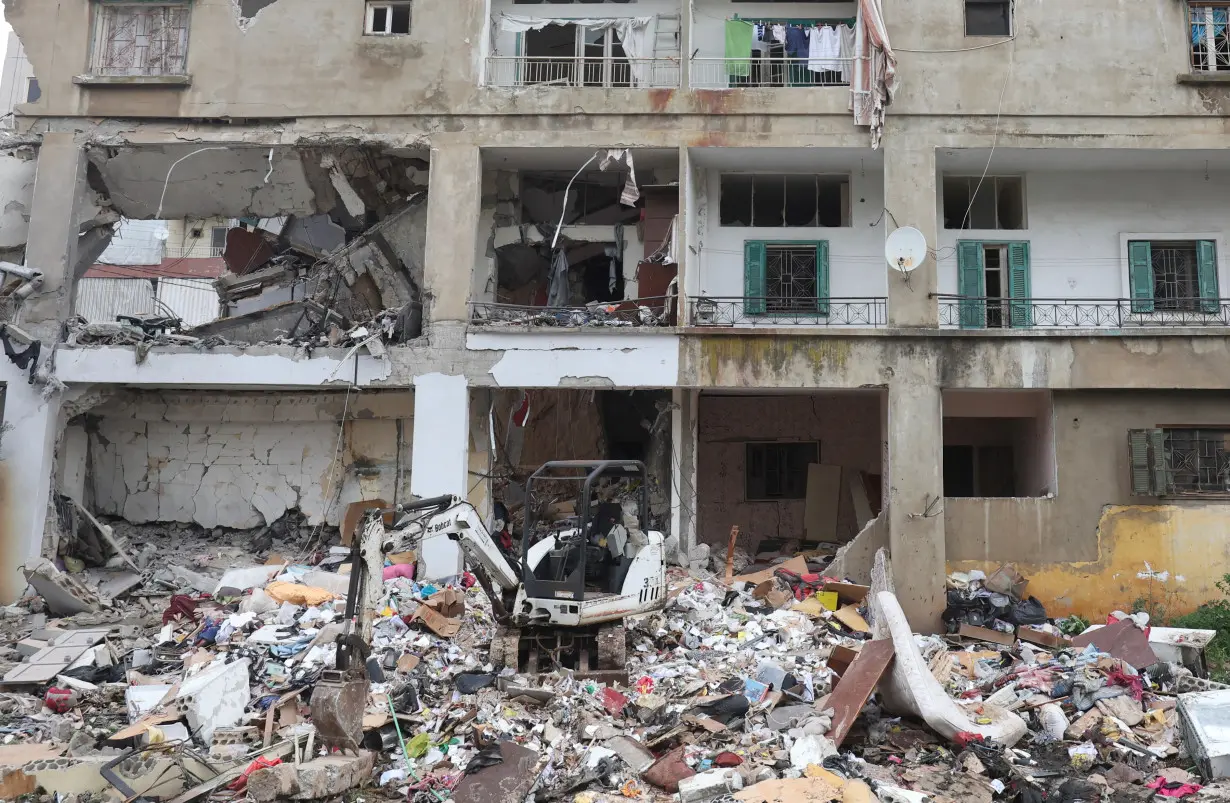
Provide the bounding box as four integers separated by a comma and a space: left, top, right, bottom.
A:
247, 751, 375, 802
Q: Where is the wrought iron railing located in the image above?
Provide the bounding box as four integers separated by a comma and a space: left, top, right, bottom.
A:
689, 57, 852, 89
469, 299, 674, 328
485, 57, 680, 89
936, 296, 1230, 328
688, 297, 886, 327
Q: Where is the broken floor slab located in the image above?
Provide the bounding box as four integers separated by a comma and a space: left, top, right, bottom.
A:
247, 751, 375, 802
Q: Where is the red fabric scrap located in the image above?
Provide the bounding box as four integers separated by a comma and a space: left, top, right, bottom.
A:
1106, 667, 1144, 701
714, 752, 743, 767
162, 594, 199, 625
1147, 778, 1202, 798
228, 756, 283, 792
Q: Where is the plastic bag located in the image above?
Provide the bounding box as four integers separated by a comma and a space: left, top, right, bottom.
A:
1008, 596, 1048, 626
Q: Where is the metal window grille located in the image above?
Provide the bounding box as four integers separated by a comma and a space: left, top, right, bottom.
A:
746, 442, 819, 500
1152, 241, 1201, 311
92, 3, 189, 76
765, 245, 818, 313
1164, 429, 1230, 493
1189, 4, 1230, 72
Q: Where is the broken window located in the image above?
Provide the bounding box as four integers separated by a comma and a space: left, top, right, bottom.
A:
746, 442, 819, 500
965, 0, 1012, 36
1129, 427, 1230, 495
25, 78, 40, 103
520, 24, 631, 87
942, 176, 1025, 230
720, 175, 849, 227
366, 1, 412, 35
943, 445, 1016, 496
1128, 240, 1219, 314
90, 1, 190, 77
210, 226, 228, 255
520, 172, 639, 226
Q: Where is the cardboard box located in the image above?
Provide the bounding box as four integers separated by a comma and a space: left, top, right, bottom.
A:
958, 623, 1016, 647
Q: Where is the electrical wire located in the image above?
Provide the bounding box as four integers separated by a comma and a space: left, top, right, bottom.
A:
155, 147, 231, 220
959, 35, 1017, 231
895, 36, 1015, 53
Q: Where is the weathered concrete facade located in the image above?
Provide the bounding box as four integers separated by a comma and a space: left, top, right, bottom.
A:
2, 0, 1230, 629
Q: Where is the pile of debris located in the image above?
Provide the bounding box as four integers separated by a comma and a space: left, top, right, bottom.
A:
1, 514, 1229, 803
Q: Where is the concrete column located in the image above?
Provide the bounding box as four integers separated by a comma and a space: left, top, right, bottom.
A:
0, 364, 60, 601
670, 388, 698, 562
886, 357, 945, 632
410, 372, 469, 579
883, 137, 939, 328
423, 144, 482, 326
17, 133, 85, 338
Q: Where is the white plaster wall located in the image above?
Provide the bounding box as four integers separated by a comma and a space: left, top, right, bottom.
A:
489, 0, 683, 59
468, 331, 680, 387
698, 167, 888, 302
55, 348, 392, 386
98, 220, 167, 266
936, 171, 1230, 301
691, 0, 856, 61
87, 392, 413, 529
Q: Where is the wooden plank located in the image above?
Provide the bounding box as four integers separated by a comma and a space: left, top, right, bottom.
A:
825, 639, 895, 746
847, 470, 874, 530
959, 623, 1016, 647
827, 645, 859, 679
1017, 627, 1072, 649
724, 525, 741, 586
804, 464, 842, 543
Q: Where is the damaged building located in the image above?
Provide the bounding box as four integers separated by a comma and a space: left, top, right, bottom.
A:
0, 0, 1229, 641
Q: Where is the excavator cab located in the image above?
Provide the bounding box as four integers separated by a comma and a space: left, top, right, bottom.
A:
521, 460, 650, 607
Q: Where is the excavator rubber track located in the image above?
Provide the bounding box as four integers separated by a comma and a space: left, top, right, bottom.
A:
490, 625, 628, 685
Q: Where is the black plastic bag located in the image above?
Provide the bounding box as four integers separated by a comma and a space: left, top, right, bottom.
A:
454, 672, 496, 694
1007, 596, 1048, 626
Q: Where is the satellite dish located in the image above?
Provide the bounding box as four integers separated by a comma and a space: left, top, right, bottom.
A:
885, 226, 928, 273
153, 229, 170, 241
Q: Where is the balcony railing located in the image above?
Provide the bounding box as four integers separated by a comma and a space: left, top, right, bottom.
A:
936, 296, 1230, 328
688, 297, 886, 327
485, 57, 680, 89
469, 299, 674, 328
689, 57, 852, 89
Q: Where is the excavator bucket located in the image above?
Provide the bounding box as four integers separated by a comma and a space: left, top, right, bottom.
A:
310, 669, 367, 753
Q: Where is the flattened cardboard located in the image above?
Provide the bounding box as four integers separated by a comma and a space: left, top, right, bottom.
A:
823, 582, 870, 605
411, 604, 461, 638
1072, 620, 1158, 669
341, 499, 392, 547
1018, 627, 1072, 649
833, 605, 871, 633
735, 555, 808, 587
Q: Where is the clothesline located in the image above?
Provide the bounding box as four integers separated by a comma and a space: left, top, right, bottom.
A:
732, 16, 856, 27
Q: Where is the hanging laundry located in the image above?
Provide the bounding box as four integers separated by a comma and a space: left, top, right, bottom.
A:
725, 19, 754, 77
838, 23, 856, 82
546, 249, 570, 309
785, 25, 809, 59
808, 25, 842, 73
600, 149, 640, 206
771, 24, 787, 45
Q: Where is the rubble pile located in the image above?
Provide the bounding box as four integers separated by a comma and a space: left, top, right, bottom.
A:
470, 299, 670, 329
2, 532, 1229, 803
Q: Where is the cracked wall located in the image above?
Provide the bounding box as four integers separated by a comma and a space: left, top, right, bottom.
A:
80, 390, 413, 529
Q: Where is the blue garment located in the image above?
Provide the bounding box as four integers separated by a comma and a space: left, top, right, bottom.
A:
785, 25, 808, 59
1192, 8, 1228, 45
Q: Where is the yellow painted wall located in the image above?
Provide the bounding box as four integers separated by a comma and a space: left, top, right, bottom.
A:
950, 504, 1230, 619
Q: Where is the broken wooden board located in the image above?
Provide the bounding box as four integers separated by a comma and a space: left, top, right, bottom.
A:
958, 623, 1016, 647
832, 605, 870, 633
825, 639, 895, 746
1017, 627, 1072, 649
827, 645, 859, 679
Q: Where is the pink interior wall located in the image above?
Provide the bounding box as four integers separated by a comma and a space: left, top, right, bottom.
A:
696, 393, 884, 552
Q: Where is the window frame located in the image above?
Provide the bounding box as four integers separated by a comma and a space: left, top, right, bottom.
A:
1128, 426, 1230, 497
25, 78, 40, 103
956, 240, 1031, 329
964, 0, 1013, 37
365, 1, 413, 36
745, 441, 821, 502
743, 239, 830, 316
515, 25, 631, 88
1120, 233, 1222, 315
88, 0, 191, 78
1188, 2, 1230, 73
942, 175, 1026, 230
719, 173, 851, 228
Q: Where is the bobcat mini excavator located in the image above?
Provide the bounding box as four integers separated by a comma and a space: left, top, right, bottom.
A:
311, 460, 668, 751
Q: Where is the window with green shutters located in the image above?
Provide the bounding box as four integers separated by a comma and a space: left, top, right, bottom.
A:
743, 240, 829, 316
1127, 240, 1219, 314
956, 240, 1031, 329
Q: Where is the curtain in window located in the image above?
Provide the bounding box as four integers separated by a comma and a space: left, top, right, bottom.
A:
498, 15, 659, 88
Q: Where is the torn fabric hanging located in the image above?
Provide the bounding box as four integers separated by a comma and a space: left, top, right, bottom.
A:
601, 149, 640, 206
497, 15, 660, 88
547, 249, 571, 309
850, 0, 897, 149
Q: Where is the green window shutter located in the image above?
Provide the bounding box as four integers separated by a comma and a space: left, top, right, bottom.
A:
815, 241, 830, 316
1007, 241, 1032, 328
1149, 428, 1170, 494
1128, 241, 1154, 314
744, 240, 766, 315
1198, 240, 1219, 314
1127, 429, 1155, 495
957, 240, 986, 329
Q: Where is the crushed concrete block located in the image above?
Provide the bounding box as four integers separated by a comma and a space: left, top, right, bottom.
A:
247, 751, 375, 802
22, 559, 100, 615
178, 658, 250, 744
21, 754, 186, 798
